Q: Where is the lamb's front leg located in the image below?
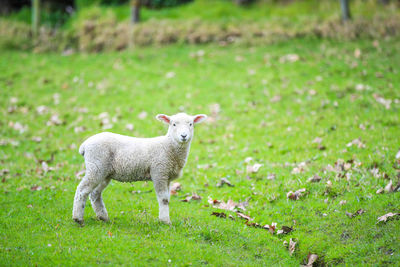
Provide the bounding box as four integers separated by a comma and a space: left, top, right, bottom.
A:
153, 179, 171, 224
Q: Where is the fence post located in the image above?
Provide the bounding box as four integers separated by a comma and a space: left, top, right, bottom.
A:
32, 0, 40, 37
340, 0, 351, 21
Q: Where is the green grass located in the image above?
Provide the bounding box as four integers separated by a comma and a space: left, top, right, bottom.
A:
1, 38, 400, 265
6, 0, 399, 28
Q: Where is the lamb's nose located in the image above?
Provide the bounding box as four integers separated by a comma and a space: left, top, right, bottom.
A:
181, 134, 187, 139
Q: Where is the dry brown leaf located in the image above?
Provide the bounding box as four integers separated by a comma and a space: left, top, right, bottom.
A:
312, 137, 323, 144
373, 94, 391, 109
354, 48, 361, 58
307, 175, 321, 183
181, 193, 202, 202
384, 180, 394, 193
216, 177, 234, 187
138, 111, 148, 119
211, 212, 226, 218
280, 54, 299, 63
165, 71, 175, 79
170, 182, 181, 195
36, 105, 49, 115
346, 138, 365, 148
237, 212, 253, 221
75, 170, 85, 180
377, 212, 399, 223
30, 185, 42, 191
289, 238, 297, 255
376, 188, 384, 194
302, 253, 318, 267
47, 114, 63, 126
346, 209, 365, 218
264, 222, 277, 235
246, 163, 262, 174
9, 121, 28, 133
287, 188, 306, 200
126, 123, 134, 131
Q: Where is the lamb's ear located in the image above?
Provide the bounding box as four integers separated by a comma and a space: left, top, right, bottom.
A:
193, 114, 207, 125
156, 114, 171, 125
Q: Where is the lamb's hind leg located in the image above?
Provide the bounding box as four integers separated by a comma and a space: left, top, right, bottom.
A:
89, 178, 111, 222
72, 174, 101, 225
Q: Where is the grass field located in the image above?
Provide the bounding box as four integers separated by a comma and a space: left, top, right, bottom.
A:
1, 37, 399, 266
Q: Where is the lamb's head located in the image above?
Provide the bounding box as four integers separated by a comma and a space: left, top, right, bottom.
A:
156, 113, 207, 144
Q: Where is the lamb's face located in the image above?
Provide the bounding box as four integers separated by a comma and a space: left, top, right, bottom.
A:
156, 113, 207, 144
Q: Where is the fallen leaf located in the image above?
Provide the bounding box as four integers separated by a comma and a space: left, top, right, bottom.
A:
32, 136, 42, 143
244, 157, 253, 163
281, 225, 293, 234
346, 209, 365, 218
165, 71, 175, 79
47, 114, 63, 126
216, 199, 237, 211
267, 173, 276, 180
312, 137, 323, 144
287, 188, 306, 200
107, 231, 112, 237
377, 212, 399, 223
75, 170, 85, 180
41, 162, 49, 173
280, 54, 299, 63
170, 182, 181, 195
237, 198, 250, 211
307, 175, 321, 183
289, 238, 297, 255
30, 185, 42, 191
264, 222, 277, 235
9, 121, 28, 133
373, 94, 391, 109
74, 126, 86, 133
0, 169, 10, 176
126, 123, 134, 131
181, 193, 202, 202
138, 111, 148, 120
36, 105, 49, 115
211, 212, 226, 218
376, 188, 384, 194
246, 163, 262, 174
384, 180, 393, 193
354, 48, 361, 58
303, 253, 318, 267
246, 221, 262, 228
216, 177, 234, 187
237, 212, 253, 221
346, 138, 365, 148
291, 162, 307, 174
270, 95, 282, 103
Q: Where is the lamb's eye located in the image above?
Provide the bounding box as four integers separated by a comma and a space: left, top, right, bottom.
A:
173, 123, 176, 126
189, 123, 193, 126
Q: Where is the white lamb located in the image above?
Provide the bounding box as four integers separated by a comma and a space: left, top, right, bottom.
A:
73, 113, 207, 225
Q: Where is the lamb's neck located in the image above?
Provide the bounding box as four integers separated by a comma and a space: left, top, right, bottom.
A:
165, 139, 191, 168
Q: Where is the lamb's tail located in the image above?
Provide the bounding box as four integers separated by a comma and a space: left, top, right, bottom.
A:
79, 141, 86, 156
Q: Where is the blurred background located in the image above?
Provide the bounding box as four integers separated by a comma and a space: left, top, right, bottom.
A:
0, 0, 399, 53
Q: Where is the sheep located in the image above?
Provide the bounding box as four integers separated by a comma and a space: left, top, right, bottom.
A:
73, 113, 207, 225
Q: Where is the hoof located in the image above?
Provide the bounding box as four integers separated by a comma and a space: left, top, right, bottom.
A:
160, 218, 171, 225
73, 218, 84, 226
97, 215, 109, 222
